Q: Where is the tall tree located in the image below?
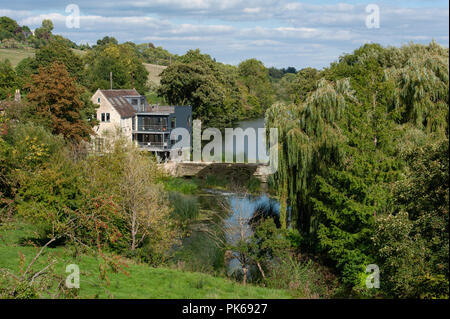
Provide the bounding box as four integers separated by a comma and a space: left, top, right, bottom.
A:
84, 43, 149, 93
26, 62, 96, 142
158, 49, 242, 128
238, 59, 274, 116
34, 40, 84, 82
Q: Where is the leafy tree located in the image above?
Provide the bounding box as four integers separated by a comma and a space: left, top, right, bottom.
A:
86, 137, 180, 262
291, 67, 321, 103
31, 19, 54, 48
26, 62, 96, 142
84, 43, 149, 93
0, 60, 18, 99
137, 44, 177, 66
0, 16, 25, 41
95, 36, 118, 47
273, 73, 297, 103
15, 57, 39, 89
238, 59, 274, 116
34, 40, 84, 81
268, 67, 284, 80
158, 50, 242, 128
374, 139, 449, 298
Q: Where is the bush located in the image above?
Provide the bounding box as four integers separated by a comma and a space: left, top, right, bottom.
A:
162, 177, 198, 195
265, 256, 338, 298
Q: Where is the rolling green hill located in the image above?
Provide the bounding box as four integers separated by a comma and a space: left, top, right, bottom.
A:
0, 222, 291, 299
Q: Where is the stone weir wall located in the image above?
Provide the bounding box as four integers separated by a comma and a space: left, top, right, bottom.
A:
159, 162, 271, 183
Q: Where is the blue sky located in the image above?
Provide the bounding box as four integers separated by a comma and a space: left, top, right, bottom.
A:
1, 0, 448, 69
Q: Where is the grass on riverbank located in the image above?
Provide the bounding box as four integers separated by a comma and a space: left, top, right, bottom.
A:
0, 221, 291, 299
160, 172, 262, 196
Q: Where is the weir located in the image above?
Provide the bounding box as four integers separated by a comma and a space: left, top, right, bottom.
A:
159, 161, 272, 183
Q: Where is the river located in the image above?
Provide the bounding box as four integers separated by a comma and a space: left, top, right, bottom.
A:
196, 118, 282, 279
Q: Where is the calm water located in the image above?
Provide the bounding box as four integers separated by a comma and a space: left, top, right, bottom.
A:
187, 117, 280, 277
199, 189, 281, 277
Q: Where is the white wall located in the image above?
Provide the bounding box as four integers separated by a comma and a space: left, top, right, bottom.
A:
91, 90, 133, 142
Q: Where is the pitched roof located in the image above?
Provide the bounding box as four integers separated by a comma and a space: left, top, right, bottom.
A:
99, 89, 140, 118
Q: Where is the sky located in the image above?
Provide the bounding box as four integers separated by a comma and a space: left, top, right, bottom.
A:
0, 0, 448, 69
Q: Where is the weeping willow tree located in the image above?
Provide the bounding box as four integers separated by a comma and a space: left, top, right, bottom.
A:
266, 78, 356, 233
266, 41, 449, 288
386, 41, 449, 135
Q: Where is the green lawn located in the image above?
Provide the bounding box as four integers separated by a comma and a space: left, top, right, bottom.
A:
0, 222, 291, 299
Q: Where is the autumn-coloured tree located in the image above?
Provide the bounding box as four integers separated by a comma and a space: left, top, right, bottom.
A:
26, 62, 95, 142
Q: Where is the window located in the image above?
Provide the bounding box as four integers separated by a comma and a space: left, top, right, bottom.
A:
143, 117, 151, 130
171, 117, 176, 129
131, 99, 138, 105
97, 97, 101, 103
100, 113, 110, 122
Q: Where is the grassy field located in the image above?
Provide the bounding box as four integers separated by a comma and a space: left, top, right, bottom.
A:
144, 63, 167, 85
0, 48, 35, 66
0, 222, 291, 299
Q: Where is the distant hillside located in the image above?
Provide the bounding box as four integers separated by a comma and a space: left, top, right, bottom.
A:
0, 48, 165, 86
144, 62, 167, 85
0, 48, 35, 66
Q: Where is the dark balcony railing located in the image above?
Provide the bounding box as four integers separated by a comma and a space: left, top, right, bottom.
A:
137, 125, 169, 132
137, 141, 169, 149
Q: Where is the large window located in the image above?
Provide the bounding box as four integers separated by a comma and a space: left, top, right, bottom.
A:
141, 116, 168, 130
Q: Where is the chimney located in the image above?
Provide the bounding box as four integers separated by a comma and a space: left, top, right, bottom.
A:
14, 89, 21, 102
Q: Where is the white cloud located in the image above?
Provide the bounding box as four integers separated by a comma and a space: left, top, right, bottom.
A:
1, 1, 448, 69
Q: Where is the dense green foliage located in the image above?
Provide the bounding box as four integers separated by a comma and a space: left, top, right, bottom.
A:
137, 43, 178, 66
0, 17, 28, 42
158, 50, 276, 128
0, 60, 19, 99
84, 42, 149, 93
266, 42, 449, 297
158, 49, 242, 127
